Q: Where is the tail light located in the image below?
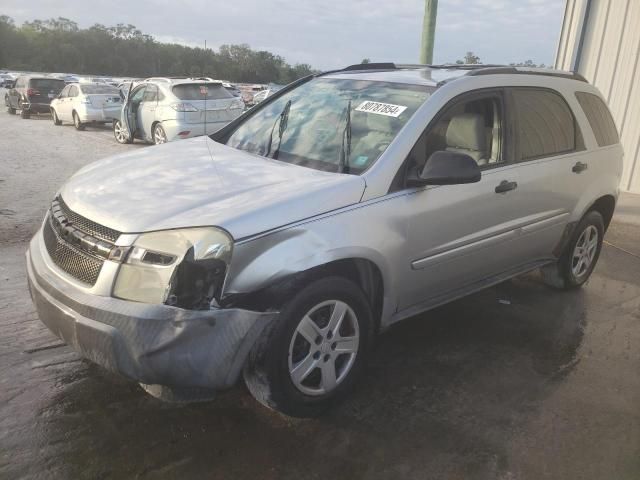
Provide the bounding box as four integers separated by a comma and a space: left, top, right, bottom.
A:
27, 88, 40, 97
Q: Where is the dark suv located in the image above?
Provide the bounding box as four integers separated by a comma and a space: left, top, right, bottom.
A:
5, 76, 65, 119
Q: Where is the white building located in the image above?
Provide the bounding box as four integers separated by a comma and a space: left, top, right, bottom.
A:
555, 0, 640, 193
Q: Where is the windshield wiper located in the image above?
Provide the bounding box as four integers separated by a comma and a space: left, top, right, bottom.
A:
338, 100, 352, 173
265, 99, 292, 159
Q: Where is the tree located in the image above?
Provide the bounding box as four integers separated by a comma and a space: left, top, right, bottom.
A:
0, 16, 317, 83
457, 51, 481, 64
360, 58, 371, 64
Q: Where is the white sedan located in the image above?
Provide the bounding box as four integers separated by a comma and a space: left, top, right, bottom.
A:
50, 83, 122, 130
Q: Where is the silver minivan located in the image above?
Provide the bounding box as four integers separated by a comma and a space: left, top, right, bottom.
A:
113, 78, 244, 145
28, 64, 623, 417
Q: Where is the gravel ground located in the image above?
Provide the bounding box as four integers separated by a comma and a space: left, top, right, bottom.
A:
1, 94, 639, 480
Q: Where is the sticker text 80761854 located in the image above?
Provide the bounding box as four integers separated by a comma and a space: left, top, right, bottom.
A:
355, 101, 407, 118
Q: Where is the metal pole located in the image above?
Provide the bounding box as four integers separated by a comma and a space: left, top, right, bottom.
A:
420, 0, 438, 65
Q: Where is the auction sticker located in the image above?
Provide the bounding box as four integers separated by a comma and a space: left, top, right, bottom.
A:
355, 100, 407, 117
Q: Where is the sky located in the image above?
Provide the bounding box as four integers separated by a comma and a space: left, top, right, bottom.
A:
2, 0, 566, 70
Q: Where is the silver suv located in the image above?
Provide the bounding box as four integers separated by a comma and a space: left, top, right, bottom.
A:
113, 78, 244, 144
27, 63, 623, 417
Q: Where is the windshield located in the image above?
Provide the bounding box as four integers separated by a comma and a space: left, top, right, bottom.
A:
172, 83, 232, 100
80, 84, 119, 94
224, 77, 431, 174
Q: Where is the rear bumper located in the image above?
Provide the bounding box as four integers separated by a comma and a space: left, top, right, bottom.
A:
161, 119, 231, 141
22, 102, 51, 113
26, 234, 277, 391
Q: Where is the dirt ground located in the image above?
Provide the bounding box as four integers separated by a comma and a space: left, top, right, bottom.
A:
1, 96, 639, 479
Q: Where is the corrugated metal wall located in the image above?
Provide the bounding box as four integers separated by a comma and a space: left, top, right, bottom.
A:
556, 0, 640, 193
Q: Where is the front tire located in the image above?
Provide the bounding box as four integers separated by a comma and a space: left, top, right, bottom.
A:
20, 109, 30, 119
244, 276, 373, 417
73, 111, 85, 130
544, 211, 604, 289
113, 120, 132, 144
52, 109, 62, 125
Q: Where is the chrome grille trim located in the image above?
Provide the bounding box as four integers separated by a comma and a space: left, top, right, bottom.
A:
56, 196, 121, 242
43, 215, 104, 286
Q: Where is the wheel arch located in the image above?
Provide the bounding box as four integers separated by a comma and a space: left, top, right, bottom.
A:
222, 257, 386, 334
587, 194, 616, 231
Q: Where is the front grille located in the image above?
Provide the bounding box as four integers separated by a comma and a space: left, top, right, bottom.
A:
43, 215, 104, 286
56, 196, 120, 242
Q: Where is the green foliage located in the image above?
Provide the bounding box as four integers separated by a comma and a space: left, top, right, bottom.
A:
0, 16, 316, 83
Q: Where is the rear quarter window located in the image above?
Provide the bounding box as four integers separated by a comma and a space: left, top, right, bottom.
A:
575, 92, 619, 147
172, 83, 232, 100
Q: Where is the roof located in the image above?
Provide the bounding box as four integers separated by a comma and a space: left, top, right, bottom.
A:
322, 63, 586, 88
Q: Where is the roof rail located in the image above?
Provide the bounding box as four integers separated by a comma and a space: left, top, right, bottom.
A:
467, 66, 587, 82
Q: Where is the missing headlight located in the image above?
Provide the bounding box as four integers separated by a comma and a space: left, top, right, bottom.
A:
166, 247, 227, 309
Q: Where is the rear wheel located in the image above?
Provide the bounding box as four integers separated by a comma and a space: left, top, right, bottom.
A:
244, 276, 373, 417
113, 120, 132, 144
543, 211, 604, 289
153, 123, 167, 144
73, 111, 85, 130
52, 109, 62, 125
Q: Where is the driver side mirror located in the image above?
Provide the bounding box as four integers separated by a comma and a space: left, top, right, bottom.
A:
407, 151, 481, 187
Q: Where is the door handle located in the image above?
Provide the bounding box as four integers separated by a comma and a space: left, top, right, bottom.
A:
572, 161, 588, 173
495, 180, 518, 194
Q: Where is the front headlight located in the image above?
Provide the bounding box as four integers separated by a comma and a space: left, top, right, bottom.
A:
113, 227, 233, 308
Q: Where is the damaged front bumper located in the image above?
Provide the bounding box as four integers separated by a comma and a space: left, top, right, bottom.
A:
26, 236, 277, 395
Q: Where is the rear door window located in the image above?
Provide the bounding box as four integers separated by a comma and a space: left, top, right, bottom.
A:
68, 85, 79, 97
575, 92, 619, 147
511, 88, 583, 161
172, 83, 232, 100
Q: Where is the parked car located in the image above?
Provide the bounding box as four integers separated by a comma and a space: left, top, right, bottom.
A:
50, 83, 122, 130
5, 75, 65, 118
250, 85, 283, 106
112, 78, 244, 145
27, 63, 622, 417
221, 81, 242, 98
0, 73, 16, 88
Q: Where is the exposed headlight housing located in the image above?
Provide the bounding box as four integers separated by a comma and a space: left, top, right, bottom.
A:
113, 227, 232, 309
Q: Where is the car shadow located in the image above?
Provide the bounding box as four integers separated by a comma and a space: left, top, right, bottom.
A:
33, 273, 586, 479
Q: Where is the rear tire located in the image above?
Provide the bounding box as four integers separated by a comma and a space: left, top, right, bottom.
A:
152, 123, 167, 144
52, 109, 62, 125
113, 120, 132, 144
20, 109, 30, 119
73, 111, 85, 130
7, 101, 15, 115
543, 211, 604, 289
244, 276, 373, 417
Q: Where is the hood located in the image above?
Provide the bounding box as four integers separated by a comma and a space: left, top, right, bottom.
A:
60, 136, 366, 240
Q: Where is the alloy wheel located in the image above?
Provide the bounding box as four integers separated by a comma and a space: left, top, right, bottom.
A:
114, 121, 127, 143
571, 225, 598, 278
154, 125, 167, 144
288, 300, 360, 396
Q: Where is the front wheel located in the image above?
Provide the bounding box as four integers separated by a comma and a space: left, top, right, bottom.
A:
52, 109, 62, 125
244, 276, 373, 417
20, 109, 30, 119
113, 120, 132, 144
543, 211, 604, 289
